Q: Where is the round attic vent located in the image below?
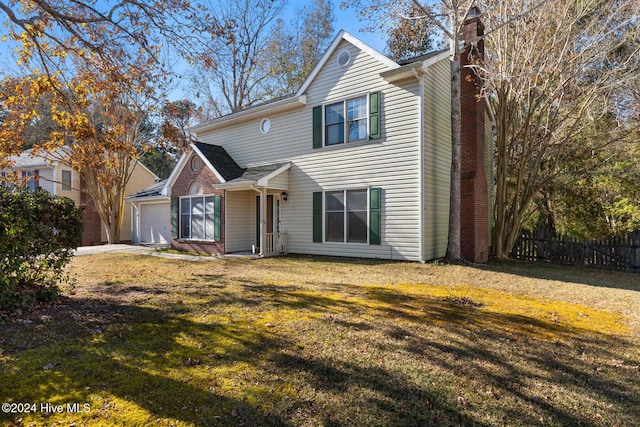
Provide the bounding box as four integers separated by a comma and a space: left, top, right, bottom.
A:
336, 49, 351, 67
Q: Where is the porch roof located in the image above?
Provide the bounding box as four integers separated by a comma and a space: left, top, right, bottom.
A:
214, 162, 290, 190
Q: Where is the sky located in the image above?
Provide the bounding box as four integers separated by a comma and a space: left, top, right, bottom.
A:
0, 0, 391, 100
325, 0, 388, 54
164, 0, 391, 100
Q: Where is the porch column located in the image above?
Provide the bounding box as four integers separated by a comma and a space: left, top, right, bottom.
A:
259, 187, 267, 256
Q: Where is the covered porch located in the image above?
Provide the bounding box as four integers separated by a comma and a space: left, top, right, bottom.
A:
216, 162, 290, 257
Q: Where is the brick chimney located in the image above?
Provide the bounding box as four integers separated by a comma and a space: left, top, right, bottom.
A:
460, 7, 489, 263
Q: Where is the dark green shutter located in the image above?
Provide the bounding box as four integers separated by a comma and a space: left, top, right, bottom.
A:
369, 188, 381, 245
213, 194, 221, 241
312, 106, 322, 149
312, 191, 322, 242
171, 198, 179, 240
369, 91, 380, 139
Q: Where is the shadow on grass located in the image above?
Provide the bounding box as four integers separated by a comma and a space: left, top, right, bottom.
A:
1, 272, 639, 426
0, 297, 291, 426
486, 259, 640, 292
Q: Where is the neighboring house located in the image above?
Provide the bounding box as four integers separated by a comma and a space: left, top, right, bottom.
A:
0, 148, 159, 246
162, 13, 492, 263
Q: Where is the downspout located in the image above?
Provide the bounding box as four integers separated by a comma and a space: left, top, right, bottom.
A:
413, 67, 427, 264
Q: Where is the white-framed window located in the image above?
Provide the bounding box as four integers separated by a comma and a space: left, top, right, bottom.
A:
312, 92, 380, 149
190, 156, 202, 172
313, 188, 381, 245
325, 96, 368, 146
180, 194, 218, 241
325, 189, 369, 243
61, 170, 72, 191
260, 118, 271, 134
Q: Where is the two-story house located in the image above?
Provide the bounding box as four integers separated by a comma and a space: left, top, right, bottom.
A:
160, 13, 492, 263
1, 147, 159, 246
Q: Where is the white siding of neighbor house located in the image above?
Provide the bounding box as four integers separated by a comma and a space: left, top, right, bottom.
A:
36, 167, 56, 195
225, 190, 254, 253
131, 204, 140, 243
422, 58, 452, 261
197, 39, 424, 261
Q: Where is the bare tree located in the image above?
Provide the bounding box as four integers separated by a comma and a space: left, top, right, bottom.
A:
264, 0, 335, 95
479, 0, 640, 258
190, 0, 288, 117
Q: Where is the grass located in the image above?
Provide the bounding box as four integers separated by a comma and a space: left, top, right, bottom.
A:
1, 254, 639, 426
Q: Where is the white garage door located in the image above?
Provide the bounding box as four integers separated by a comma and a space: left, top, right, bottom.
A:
140, 202, 171, 244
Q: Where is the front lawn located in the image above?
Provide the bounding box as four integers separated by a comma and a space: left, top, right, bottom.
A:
1, 255, 638, 426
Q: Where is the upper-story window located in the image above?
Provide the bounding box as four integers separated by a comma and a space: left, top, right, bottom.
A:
61, 170, 72, 191
325, 97, 368, 145
313, 91, 380, 149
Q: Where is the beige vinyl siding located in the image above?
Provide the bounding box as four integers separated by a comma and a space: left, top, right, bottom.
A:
422, 58, 452, 261
101, 162, 157, 242
225, 190, 254, 252
55, 167, 81, 204
197, 39, 424, 261
267, 170, 289, 190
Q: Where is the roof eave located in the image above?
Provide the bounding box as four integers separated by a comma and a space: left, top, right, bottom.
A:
380, 50, 449, 84
126, 194, 170, 202
189, 95, 307, 135
256, 162, 291, 186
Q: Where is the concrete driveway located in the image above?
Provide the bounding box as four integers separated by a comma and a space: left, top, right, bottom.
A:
74, 244, 216, 261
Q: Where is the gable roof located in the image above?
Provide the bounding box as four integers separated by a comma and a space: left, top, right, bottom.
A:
189, 31, 401, 136
193, 142, 245, 181
163, 142, 247, 196
215, 162, 290, 190
295, 30, 399, 97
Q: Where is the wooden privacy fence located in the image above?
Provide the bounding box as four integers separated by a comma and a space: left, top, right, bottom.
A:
510, 228, 640, 272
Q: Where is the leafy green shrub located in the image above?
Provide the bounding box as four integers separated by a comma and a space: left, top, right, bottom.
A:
0, 186, 83, 309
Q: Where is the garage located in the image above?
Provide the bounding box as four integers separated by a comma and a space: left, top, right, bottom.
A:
127, 180, 171, 245
139, 202, 170, 244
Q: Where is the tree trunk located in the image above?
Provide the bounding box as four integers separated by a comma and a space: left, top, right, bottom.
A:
445, 39, 462, 263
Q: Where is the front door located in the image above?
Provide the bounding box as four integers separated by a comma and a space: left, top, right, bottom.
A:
255, 195, 274, 248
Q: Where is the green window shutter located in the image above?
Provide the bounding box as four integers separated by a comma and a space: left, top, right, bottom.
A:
312, 191, 323, 242
171, 198, 179, 240
213, 194, 221, 241
369, 188, 381, 245
312, 106, 322, 149
369, 91, 380, 139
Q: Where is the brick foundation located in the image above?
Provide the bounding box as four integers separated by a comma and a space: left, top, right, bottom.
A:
80, 177, 103, 246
